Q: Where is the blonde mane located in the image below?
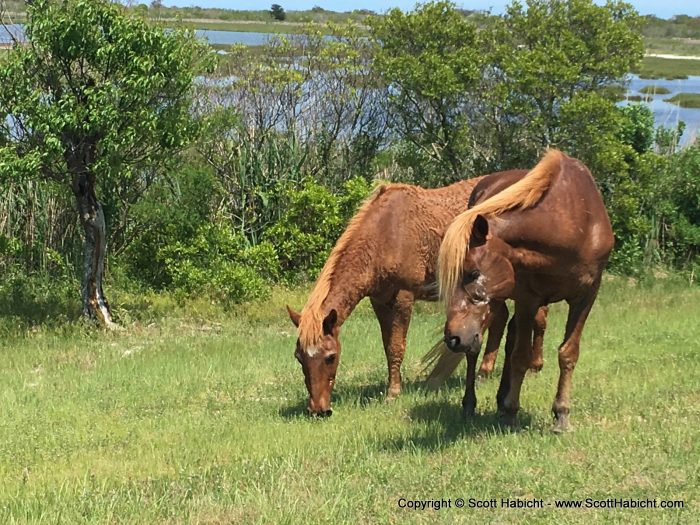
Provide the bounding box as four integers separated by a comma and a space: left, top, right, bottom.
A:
437, 149, 564, 302
298, 184, 390, 347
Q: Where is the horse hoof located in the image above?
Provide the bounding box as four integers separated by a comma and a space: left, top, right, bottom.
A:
528, 362, 544, 373
462, 405, 476, 419
385, 391, 400, 402
551, 415, 571, 434
498, 412, 518, 428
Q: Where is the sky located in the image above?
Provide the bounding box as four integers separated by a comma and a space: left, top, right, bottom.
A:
161, 1, 700, 19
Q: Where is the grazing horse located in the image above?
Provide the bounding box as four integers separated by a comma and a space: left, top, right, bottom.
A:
428, 150, 613, 431
287, 177, 548, 416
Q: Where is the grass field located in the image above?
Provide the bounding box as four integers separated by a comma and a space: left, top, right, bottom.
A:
0, 276, 698, 523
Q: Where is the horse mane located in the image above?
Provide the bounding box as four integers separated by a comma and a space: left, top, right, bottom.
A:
298, 184, 392, 347
437, 149, 564, 301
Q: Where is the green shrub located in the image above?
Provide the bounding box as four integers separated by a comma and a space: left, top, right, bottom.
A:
120, 165, 220, 287
160, 220, 278, 303
265, 177, 372, 279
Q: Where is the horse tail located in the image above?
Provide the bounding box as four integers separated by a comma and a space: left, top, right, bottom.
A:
421, 340, 465, 389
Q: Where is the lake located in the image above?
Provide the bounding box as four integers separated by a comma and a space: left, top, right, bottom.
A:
622, 75, 700, 146
1, 24, 276, 47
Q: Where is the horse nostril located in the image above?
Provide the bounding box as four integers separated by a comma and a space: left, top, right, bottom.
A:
321, 409, 332, 417
445, 335, 461, 351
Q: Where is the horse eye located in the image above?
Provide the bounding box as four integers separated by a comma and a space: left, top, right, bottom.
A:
464, 270, 480, 283
324, 354, 336, 365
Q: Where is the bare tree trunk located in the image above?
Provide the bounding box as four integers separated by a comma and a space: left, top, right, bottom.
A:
71, 171, 116, 328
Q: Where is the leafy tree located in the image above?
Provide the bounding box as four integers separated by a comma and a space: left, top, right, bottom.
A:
369, 1, 483, 182
0, 0, 212, 326
492, 0, 644, 155
270, 4, 286, 21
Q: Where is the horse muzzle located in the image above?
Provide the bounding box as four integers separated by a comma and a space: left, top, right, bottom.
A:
444, 332, 482, 355
307, 407, 333, 418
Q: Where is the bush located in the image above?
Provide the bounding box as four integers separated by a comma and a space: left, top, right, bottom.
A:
160, 220, 279, 303
265, 177, 372, 279
120, 165, 220, 288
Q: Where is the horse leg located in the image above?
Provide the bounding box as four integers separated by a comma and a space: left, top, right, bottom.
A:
478, 301, 508, 377
370, 290, 414, 401
496, 315, 516, 413
462, 352, 479, 418
500, 301, 538, 427
530, 305, 548, 372
552, 283, 600, 433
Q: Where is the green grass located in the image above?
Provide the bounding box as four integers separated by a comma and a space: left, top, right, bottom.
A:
664, 93, 700, 108
638, 85, 671, 95
633, 56, 700, 79
0, 276, 698, 523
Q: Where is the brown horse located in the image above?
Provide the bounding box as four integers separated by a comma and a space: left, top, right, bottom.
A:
428, 150, 613, 431
287, 177, 547, 416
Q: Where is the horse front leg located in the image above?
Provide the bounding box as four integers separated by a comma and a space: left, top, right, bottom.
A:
496, 315, 516, 412
478, 301, 508, 377
552, 282, 600, 433
370, 290, 414, 401
500, 301, 538, 427
462, 352, 479, 418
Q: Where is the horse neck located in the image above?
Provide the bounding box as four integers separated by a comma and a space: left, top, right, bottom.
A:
321, 244, 377, 325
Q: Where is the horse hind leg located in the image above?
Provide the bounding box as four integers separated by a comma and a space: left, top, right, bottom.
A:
370, 290, 414, 401
552, 283, 600, 433
478, 301, 508, 378
530, 305, 548, 372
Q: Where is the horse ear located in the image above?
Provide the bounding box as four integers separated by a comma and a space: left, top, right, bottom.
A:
470, 214, 489, 247
286, 305, 301, 327
322, 309, 338, 335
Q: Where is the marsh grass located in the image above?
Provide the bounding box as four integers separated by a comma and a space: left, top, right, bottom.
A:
664, 93, 700, 108
634, 56, 700, 79
638, 85, 671, 95
0, 276, 698, 523
166, 20, 312, 35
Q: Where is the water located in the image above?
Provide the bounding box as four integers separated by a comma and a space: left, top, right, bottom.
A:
622, 75, 700, 146
1, 24, 278, 47
193, 29, 276, 46
0, 24, 23, 45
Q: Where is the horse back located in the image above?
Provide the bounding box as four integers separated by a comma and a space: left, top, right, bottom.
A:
473, 156, 613, 264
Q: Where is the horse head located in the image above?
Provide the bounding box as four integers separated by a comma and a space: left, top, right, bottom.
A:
287, 305, 340, 417
442, 215, 515, 354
